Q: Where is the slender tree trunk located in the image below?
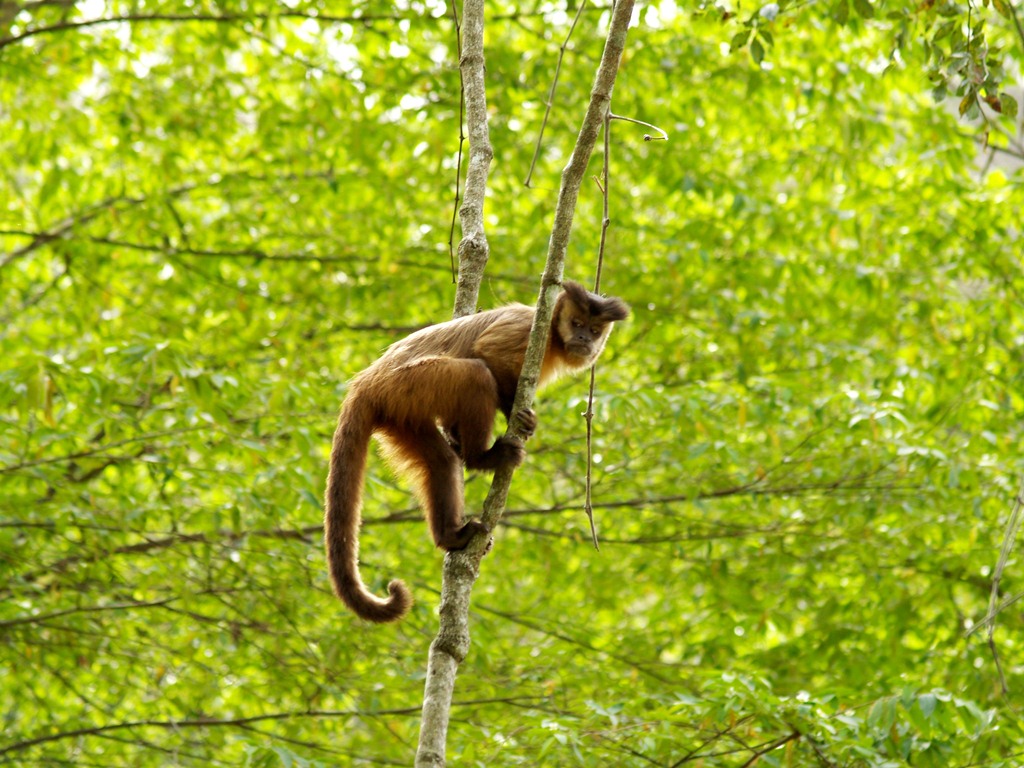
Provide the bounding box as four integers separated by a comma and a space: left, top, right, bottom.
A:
450, 0, 491, 320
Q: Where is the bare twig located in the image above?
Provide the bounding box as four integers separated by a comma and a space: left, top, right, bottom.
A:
0, 7, 609, 50
580, 102, 668, 555
446, 0, 465, 283
582, 103, 614, 551
967, 475, 1024, 694
738, 730, 802, 768
610, 112, 669, 141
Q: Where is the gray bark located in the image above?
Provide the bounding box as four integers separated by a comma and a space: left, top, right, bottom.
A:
450, 0, 492, 320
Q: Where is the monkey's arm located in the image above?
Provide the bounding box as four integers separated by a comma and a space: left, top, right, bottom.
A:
471, 315, 533, 417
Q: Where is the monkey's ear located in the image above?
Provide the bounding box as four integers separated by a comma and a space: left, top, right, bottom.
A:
560, 280, 629, 322
594, 296, 629, 323
559, 280, 591, 310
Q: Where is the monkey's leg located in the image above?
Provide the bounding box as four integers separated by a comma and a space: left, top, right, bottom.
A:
392, 356, 525, 472
403, 426, 489, 551
436, 362, 529, 472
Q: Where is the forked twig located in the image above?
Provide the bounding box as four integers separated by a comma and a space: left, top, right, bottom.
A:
610, 112, 669, 141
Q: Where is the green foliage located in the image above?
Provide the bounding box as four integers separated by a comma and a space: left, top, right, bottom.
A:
2, 0, 1023, 765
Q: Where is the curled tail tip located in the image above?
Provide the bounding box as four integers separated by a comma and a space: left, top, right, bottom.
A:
363, 579, 412, 623
386, 579, 413, 619
336, 577, 413, 623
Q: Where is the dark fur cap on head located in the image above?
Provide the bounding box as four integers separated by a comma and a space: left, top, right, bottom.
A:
561, 280, 630, 322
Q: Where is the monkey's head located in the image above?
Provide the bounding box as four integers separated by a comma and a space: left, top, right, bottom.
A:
554, 280, 630, 364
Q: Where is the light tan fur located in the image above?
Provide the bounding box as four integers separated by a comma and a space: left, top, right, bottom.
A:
324, 281, 628, 622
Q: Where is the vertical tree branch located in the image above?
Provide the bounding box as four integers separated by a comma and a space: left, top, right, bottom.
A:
449, 0, 492, 319
505, 0, 635, 437
415, 2, 637, 765
415, 2, 491, 765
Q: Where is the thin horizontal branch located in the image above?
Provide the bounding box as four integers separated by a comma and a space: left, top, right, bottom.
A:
0, 597, 178, 629
473, 602, 675, 683
0, 697, 539, 757
739, 730, 802, 768
4, 473, 920, 584
78, 235, 360, 263
0, 7, 608, 50
17, 526, 320, 584
1, 231, 475, 276
0, 169, 347, 268
0, 427, 210, 475
0, 11, 394, 48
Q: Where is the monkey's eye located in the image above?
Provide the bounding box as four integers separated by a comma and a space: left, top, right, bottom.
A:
571, 319, 584, 328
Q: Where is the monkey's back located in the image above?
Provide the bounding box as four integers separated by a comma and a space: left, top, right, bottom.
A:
341, 304, 533, 430
377, 304, 534, 368
343, 303, 533, 413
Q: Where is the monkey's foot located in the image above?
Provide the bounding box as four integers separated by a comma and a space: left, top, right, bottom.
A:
492, 435, 527, 468
464, 435, 526, 471
516, 408, 537, 439
438, 519, 490, 551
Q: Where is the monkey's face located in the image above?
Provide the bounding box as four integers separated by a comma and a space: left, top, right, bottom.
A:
555, 282, 630, 364
560, 310, 613, 362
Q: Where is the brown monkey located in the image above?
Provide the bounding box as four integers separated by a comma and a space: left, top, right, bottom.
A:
324, 281, 629, 622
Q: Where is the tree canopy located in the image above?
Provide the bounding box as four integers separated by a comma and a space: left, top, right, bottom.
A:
2, 1, 1023, 766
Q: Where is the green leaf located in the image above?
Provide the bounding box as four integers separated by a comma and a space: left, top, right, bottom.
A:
999, 92, 1019, 118
853, 0, 874, 19
919, 693, 938, 719
731, 30, 751, 52
868, 696, 898, 733
992, 0, 1012, 17
751, 37, 765, 64
833, 0, 850, 25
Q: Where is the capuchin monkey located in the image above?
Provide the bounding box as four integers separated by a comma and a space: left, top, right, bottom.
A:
324, 281, 629, 623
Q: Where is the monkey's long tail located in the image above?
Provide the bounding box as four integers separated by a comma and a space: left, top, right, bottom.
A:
324, 393, 412, 623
